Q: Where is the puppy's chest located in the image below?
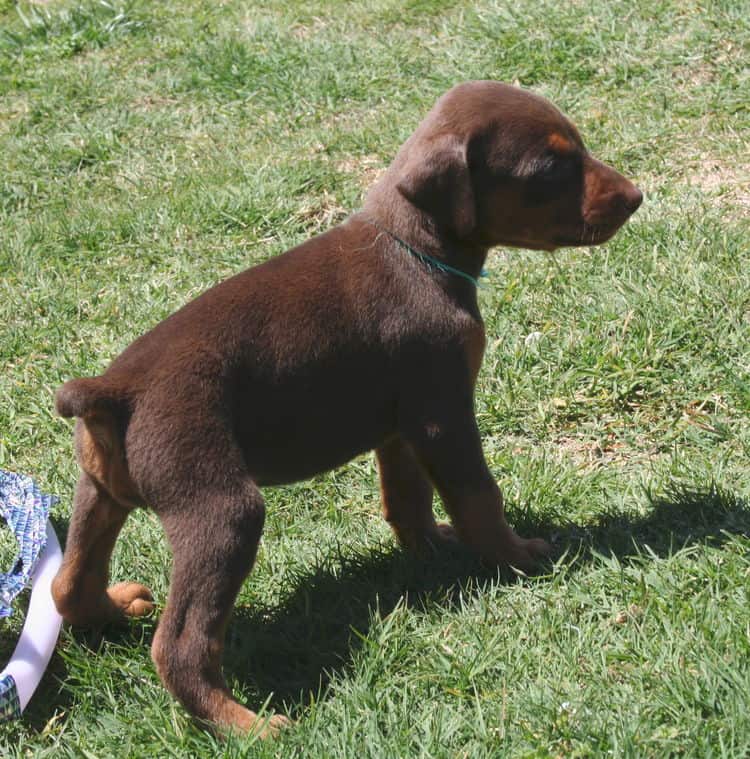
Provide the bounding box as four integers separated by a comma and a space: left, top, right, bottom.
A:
459, 318, 486, 385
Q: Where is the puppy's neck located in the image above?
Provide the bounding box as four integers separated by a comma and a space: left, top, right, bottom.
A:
362, 187, 488, 282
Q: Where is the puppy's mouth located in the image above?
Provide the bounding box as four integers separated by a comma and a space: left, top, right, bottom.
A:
501, 220, 624, 251
555, 221, 623, 247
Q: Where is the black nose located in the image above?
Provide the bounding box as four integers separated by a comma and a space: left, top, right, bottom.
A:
623, 185, 643, 214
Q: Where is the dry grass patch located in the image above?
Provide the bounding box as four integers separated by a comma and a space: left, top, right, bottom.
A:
553, 434, 659, 471
293, 188, 348, 231
688, 158, 750, 211
335, 154, 387, 189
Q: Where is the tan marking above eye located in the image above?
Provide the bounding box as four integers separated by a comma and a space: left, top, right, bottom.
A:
547, 133, 575, 153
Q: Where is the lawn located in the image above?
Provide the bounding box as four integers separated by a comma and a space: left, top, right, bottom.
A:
1, 0, 749, 755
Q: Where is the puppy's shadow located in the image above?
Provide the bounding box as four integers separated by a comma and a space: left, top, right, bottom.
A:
16, 485, 747, 729
226, 540, 495, 712
225, 482, 750, 714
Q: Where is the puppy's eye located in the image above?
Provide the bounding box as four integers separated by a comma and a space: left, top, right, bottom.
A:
525, 154, 580, 204
535, 156, 571, 181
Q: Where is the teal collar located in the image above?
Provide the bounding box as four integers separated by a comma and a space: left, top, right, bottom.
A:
364, 219, 488, 288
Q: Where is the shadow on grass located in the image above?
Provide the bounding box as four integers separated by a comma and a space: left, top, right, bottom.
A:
224, 481, 750, 714
14, 483, 748, 730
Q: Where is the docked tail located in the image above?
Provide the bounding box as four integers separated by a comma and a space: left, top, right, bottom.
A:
55, 377, 130, 418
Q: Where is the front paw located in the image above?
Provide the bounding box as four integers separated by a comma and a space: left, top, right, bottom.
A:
504, 537, 551, 572
426, 522, 462, 550
393, 521, 462, 555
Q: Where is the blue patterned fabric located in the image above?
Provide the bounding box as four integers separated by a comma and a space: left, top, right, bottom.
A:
0, 674, 21, 721
0, 470, 57, 618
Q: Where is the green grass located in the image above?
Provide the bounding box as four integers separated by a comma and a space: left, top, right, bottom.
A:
1, 0, 749, 755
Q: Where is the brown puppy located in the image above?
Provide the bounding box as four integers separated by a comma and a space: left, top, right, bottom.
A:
51, 81, 642, 736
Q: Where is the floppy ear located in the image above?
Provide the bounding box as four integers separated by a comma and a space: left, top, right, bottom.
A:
395, 133, 475, 239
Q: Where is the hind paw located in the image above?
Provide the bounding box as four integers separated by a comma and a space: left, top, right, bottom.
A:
107, 582, 155, 618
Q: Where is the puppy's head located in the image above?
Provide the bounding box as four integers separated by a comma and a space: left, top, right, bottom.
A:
389, 81, 642, 251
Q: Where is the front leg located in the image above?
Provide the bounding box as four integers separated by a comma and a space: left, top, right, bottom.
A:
403, 410, 549, 571
376, 437, 459, 552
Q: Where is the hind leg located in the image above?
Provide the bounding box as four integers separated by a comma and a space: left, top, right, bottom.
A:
151, 476, 288, 737
52, 472, 154, 627
376, 437, 459, 552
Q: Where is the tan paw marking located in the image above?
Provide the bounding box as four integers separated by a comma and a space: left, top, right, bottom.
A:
506, 537, 552, 572
107, 582, 155, 617
432, 522, 461, 546
227, 706, 291, 739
